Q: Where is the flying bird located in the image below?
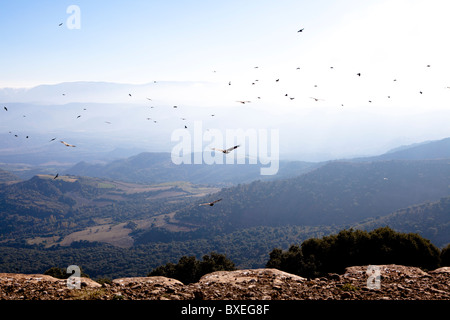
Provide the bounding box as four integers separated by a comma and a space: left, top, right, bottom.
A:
60, 140, 76, 147
54, 173, 59, 179
298, 28, 304, 32
49, 138, 57, 142
3, 106, 7, 111
199, 198, 223, 206
310, 97, 324, 101
211, 145, 240, 154
356, 73, 361, 76
236, 101, 251, 104
59, 23, 63, 26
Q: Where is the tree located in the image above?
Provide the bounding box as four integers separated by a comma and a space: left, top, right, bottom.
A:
266, 227, 441, 278
44, 266, 89, 279
148, 252, 235, 284
44, 267, 67, 279
199, 252, 236, 275
441, 244, 450, 266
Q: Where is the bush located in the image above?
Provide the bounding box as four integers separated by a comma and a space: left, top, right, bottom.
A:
148, 252, 236, 284
44, 267, 67, 279
441, 244, 450, 266
266, 227, 441, 278
44, 266, 89, 279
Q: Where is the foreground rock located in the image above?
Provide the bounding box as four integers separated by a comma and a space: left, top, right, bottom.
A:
0, 265, 448, 300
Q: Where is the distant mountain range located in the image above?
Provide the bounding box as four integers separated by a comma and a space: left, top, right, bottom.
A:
3, 81, 450, 163
64, 152, 318, 186
57, 136, 450, 186
0, 135, 449, 278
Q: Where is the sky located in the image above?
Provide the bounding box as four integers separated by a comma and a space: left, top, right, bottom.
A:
1, 0, 450, 161
2, 0, 447, 86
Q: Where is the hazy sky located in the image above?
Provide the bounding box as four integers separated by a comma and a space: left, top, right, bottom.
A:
1, 0, 448, 84
2, 1, 450, 107
2, 0, 450, 160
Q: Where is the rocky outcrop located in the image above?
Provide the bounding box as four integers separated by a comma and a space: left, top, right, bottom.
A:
0, 265, 448, 300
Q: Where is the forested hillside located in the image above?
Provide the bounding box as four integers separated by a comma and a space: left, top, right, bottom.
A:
0, 174, 211, 243
173, 159, 450, 233
1, 154, 449, 280
355, 196, 450, 247
0, 169, 20, 183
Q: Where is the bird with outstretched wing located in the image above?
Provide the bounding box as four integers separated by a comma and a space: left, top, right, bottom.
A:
199, 198, 223, 206
211, 145, 240, 154
60, 140, 76, 147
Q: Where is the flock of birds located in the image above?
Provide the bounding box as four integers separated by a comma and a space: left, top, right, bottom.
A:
2, 26, 450, 208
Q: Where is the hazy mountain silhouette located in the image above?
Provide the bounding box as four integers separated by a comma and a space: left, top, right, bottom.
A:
352, 137, 450, 161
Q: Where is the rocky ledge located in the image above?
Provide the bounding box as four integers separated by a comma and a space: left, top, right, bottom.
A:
0, 265, 448, 300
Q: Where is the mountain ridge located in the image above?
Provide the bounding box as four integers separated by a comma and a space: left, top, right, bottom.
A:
351, 137, 450, 161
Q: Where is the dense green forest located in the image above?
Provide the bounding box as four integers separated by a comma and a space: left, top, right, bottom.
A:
148, 252, 236, 284
266, 227, 443, 278
354, 196, 450, 247
0, 226, 448, 281
0, 225, 335, 279
174, 159, 450, 232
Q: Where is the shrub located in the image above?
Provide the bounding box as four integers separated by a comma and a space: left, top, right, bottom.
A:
266, 227, 441, 278
441, 244, 450, 266
44, 266, 89, 279
148, 252, 236, 284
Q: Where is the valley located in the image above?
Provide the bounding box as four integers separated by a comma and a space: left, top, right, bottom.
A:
0, 137, 449, 279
